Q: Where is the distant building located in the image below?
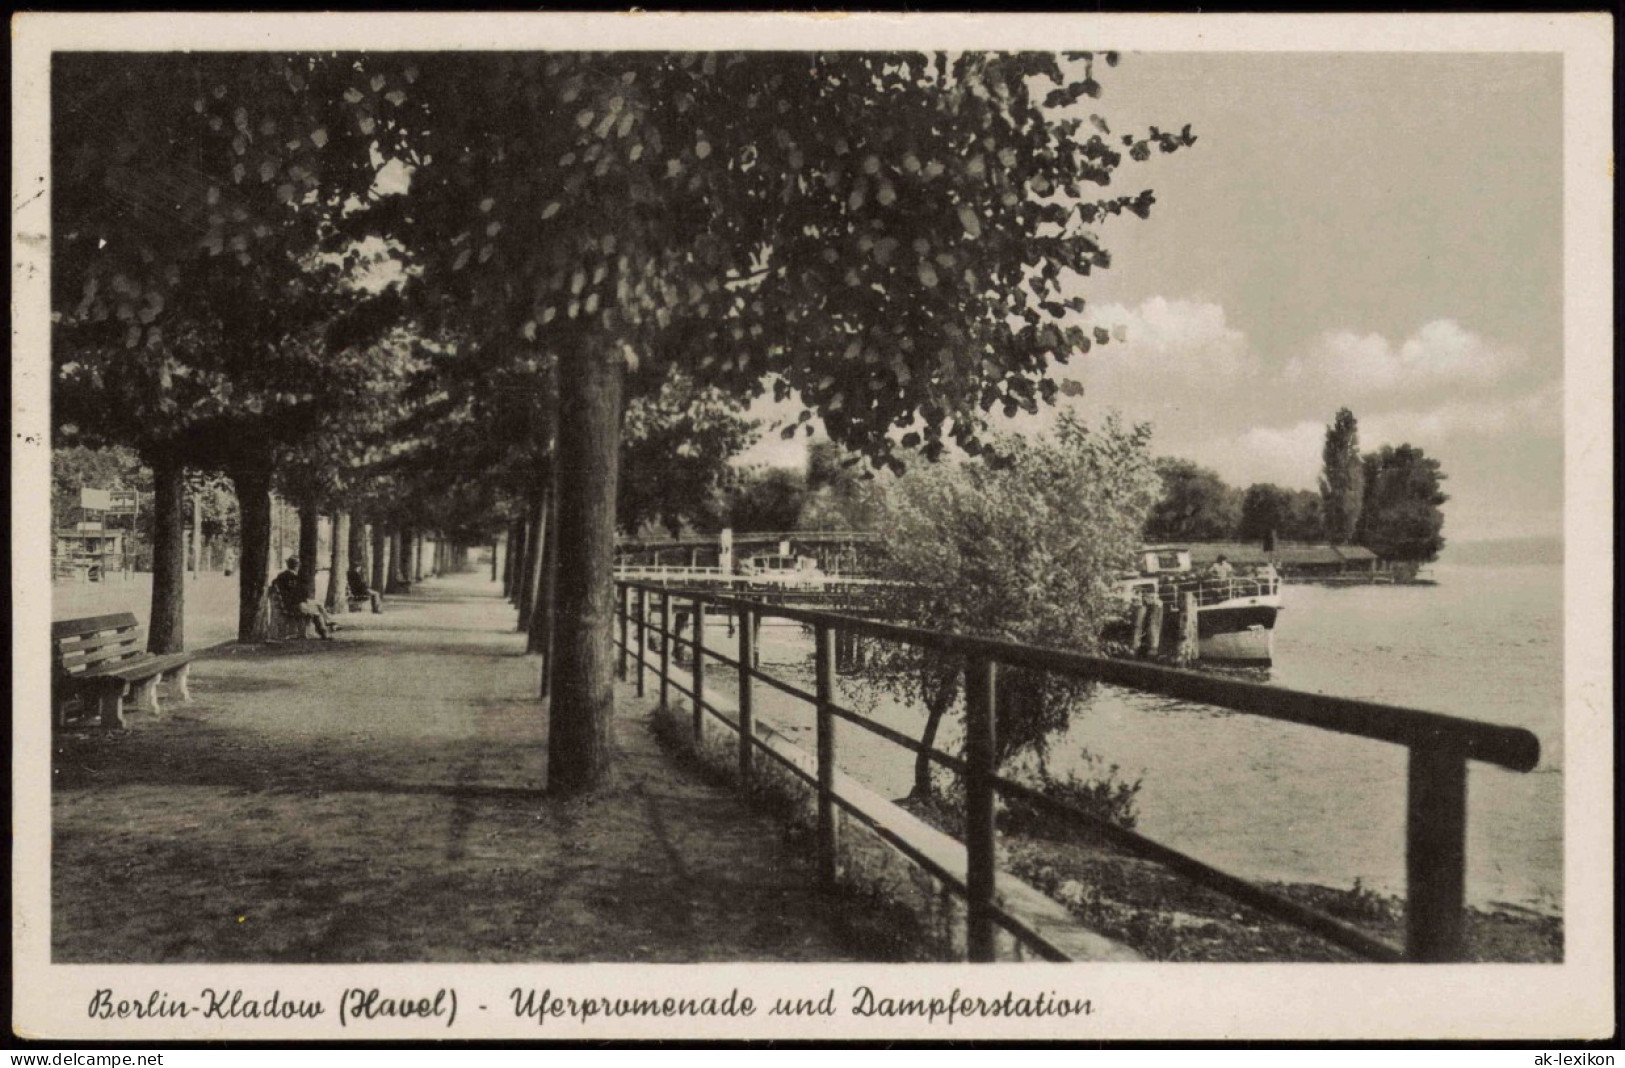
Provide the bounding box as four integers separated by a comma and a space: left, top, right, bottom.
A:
54, 526, 126, 581
1185, 540, 1384, 580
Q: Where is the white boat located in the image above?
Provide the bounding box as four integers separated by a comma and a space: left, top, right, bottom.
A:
737, 551, 827, 590
1115, 546, 1283, 665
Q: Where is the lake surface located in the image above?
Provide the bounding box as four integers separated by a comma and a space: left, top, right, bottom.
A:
731, 561, 1564, 913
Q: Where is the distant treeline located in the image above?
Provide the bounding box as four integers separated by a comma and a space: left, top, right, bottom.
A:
1145, 410, 1449, 564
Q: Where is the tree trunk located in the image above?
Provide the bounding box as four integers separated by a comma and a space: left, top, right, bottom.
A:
547, 342, 624, 796
412, 529, 424, 582
232, 461, 274, 642
911, 670, 961, 799
490, 538, 500, 582
526, 487, 553, 656
146, 454, 186, 654
501, 524, 514, 597
298, 501, 321, 602
391, 530, 407, 586
531, 464, 559, 666
372, 523, 390, 595
913, 699, 950, 800
327, 511, 350, 614
516, 489, 542, 630
190, 493, 203, 579
506, 518, 526, 603
350, 518, 370, 586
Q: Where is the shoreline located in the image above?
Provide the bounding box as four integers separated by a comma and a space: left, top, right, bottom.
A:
898, 795, 1562, 963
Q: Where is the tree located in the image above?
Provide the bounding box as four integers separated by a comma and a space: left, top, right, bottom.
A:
1142, 458, 1241, 542
862, 413, 1158, 798
51, 445, 149, 535
362, 50, 1192, 793
1356, 444, 1448, 563
726, 467, 809, 533
52, 53, 406, 646
619, 372, 756, 536
1236, 482, 1295, 543
1283, 489, 1325, 542
1319, 407, 1364, 544
797, 439, 890, 532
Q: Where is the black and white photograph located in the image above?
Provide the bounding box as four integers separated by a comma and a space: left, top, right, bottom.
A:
11, 11, 1613, 1043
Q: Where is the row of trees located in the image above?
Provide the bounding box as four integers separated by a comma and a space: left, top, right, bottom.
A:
54, 50, 1191, 794
1142, 409, 1448, 562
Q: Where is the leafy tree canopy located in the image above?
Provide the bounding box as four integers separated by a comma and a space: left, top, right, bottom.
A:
1143, 457, 1241, 542
1356, 444, 1448, 563
860, 412, 1157, 795
365, 50, 1192, 471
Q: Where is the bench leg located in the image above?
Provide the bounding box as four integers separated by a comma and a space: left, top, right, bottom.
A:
98, 685, 128, 729
131, 675, 162, 716
171, 662, 192, 704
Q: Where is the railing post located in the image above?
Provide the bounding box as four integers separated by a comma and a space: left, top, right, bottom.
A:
617, 583, 630, 680
659, 591, 672, 711
738, 605, 755, 792
692, 594, 706, 743
1405, 746, 1469, 961
964, 656, 998, 962
635, 585, 648, 698
815, 622, 838, 888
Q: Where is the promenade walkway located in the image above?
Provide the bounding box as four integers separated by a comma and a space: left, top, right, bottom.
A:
52, 572, 884, 963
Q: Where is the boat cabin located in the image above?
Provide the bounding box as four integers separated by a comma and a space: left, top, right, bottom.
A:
1136, 546, 1193, 575
739, 552, 820, 577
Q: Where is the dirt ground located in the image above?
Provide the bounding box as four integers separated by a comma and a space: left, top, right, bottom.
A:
51, 574, 881, 963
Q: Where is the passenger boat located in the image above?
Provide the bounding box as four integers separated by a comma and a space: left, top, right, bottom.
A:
1114, 546, 1283, 665
737, 551, 827, 590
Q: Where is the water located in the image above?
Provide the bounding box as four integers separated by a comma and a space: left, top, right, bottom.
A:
731, 561, 1564, 913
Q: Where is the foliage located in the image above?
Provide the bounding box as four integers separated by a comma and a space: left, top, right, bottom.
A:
1003, 756, 1144, 834
366, 50, 1191, 468
620, 371, 757, 536
1238, 482, 1326, 543
1319, 407, 1364, 544
725, 466, 809, 533
1355, 444, 1448, 563
860, 411, 1157, 794
797, 439, 890, 531
1284, 488, 1326, 542
51, 53, 399, 471
1143, 457, 1242, 542
51, 445, 149, 532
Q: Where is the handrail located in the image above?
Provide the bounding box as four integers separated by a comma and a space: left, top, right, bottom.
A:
614, 580, 1540, 962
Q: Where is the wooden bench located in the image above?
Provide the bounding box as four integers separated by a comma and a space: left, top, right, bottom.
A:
52, 613, 196, 729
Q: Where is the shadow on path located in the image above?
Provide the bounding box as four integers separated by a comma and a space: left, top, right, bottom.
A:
53, 571, 880, 964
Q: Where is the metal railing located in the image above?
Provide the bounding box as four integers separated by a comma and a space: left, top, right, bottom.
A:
614, 580, 1540, 963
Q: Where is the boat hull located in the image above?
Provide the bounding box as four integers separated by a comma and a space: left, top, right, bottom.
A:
1195, 602, 1279, 665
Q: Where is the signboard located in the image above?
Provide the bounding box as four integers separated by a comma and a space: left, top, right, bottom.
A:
79, 487, 111, 511
107, 489, 139, 515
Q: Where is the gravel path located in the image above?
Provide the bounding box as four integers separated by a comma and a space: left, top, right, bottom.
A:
52, 572, 877, 963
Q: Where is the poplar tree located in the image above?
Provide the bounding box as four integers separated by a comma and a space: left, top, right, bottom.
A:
1319, 408, 1364, 544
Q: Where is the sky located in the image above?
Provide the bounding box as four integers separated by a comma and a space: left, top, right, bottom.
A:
736, 52, 1564, 543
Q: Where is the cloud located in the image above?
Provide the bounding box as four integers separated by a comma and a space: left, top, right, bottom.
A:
1074, 297, 1254, 383
1286, 319, 1510, 393
1361, 381, 1561, 443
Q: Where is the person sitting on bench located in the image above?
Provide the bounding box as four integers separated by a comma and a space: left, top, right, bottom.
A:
348, 563, 384, 614
270, 556, 338, 639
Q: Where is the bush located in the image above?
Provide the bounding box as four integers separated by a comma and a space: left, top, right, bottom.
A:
1002, 753, 1143, 839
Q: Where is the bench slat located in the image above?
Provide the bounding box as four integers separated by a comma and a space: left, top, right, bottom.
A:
62, 647, 150, 674
84, 652, 196, 682
58, 630, 143, 656
52, 613, 140, 640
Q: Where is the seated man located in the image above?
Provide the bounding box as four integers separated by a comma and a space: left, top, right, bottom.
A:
269, 556, 337, 639
348, 563, 383, 614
